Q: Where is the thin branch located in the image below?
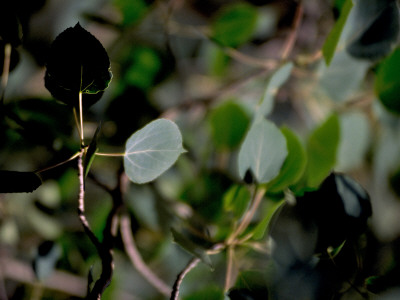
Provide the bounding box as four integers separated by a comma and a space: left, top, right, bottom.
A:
280, 2, 304, 60
0, 43, 11, 103
120, 215, 172, 297
224, 246, 235, 292
170, 257, 200, 300
227, 187, 267, 245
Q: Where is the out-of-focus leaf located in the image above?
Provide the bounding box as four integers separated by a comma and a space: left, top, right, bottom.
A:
318, 51, 370, 102
183, 286, 224, 300
124, 119, 185, 184
238, 119, 287, 184
223, 185, 251, 219
346, 0, 399, 60
33, 240, 62, 281
251, 199, 284, 240
171, 227, 212, 268
113, 0, 148, 26
211, 3, 258, 47
375, 48, 400, 114
124, 47, 161, 90
336, 112, 370, 171
228, 270, 269, 299
267, 127, 307, 193
323, 0, 353, 65
0, 170, 42, 193
306, 114, 340, 188
209, 100, 250, 150
256, 62, 293, 120
45, 23, 112, 108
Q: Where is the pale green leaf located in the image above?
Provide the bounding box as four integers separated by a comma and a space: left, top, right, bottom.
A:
238, 119, 288, 184
124, 119, 186, 184
256, 62, 293, 120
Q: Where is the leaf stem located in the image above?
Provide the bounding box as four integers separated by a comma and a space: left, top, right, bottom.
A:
79, 91, 84, 146
170, 257, 200, 300
95, 152, 126, 157
35, 152, 80, 174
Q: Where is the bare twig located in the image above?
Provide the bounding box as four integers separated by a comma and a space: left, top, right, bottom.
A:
281, 2, 304, 60
0, 43, 11, 103
120, 215, 172, 297
170, 257, 201, 300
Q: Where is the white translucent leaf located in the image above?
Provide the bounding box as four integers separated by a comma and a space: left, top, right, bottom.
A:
238, 118, 287, 184
124, 119, 185, 184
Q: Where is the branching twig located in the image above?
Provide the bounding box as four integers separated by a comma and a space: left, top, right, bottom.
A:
120, 215, 172, 297
170, 257, 200, 300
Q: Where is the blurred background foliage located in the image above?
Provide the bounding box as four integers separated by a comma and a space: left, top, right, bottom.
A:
1, 0, 400, 299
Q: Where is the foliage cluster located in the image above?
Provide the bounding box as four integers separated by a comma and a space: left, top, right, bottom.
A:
1, 0, 400, 299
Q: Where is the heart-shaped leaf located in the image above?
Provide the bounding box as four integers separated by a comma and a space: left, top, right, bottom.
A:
124, 119, 185, 184
45, 23, 112, 108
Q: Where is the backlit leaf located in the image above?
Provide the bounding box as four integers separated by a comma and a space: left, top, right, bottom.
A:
124, 119, 185, 184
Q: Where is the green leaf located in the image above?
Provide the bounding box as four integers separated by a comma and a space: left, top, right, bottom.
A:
124, 119, 185, 184
84, 124, 101, 177
238, 119, 287, 184
228, 270, 269, 299
267, 127, 307, 193
113, 0, 148, 26
256, 62, 293, 120
0, 170, 42, 193
251, 199, 284, 240
171, 228, 212, 268
306, 114, 340, 188
223, 185, 251, 219
45, 23, 112, 108
211, 3, 258, 47
209, 100, 250, 150
124, 47, 161, 90
183, 286, 224, 300
322, 0, 353, 65
375, 47, 400, 114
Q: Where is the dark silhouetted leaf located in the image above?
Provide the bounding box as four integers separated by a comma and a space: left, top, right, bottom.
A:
0, 170, 42, 193
45, 23, 112, 108
346, 0, 399, 60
